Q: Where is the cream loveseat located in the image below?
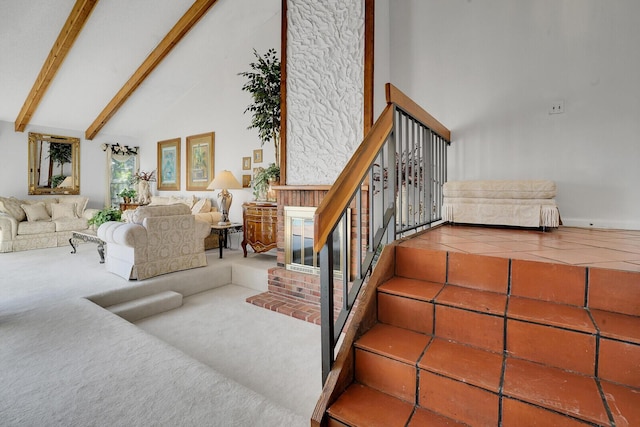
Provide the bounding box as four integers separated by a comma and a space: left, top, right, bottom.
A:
123, 195, 222, 250
0, 196, 98, 253
98, 204, 210, 280
442, 180, 560, 229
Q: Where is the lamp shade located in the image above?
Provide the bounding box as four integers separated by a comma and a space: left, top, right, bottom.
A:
207, 170, 242, 190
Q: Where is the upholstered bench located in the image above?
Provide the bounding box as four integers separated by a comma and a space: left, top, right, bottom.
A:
442, 180, 560, 229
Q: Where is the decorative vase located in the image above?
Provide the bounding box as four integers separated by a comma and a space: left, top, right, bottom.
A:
138, 180, 152, 205
266, 178, 277, 202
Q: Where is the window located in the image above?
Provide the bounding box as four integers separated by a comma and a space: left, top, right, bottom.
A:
103, 144, 139, 207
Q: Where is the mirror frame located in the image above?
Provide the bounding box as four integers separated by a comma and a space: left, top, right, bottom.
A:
28, 132, 80, 195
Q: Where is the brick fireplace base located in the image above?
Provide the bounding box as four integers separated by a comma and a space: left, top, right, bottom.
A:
246, 292, 321, 324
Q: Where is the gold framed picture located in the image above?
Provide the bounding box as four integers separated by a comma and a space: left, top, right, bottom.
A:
186, 132, 215, 191
253, 149, 263, 163
242, 174, 251, 188
242, 156, 251, 170
157, 138, 181, 191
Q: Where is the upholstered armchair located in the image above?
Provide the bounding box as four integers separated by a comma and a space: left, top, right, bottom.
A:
97, 204, 210, 280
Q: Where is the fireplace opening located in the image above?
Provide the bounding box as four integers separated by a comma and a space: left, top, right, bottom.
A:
284, 206, 349, 277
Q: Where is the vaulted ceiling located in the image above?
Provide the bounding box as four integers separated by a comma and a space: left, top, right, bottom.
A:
0, 0, 277, 139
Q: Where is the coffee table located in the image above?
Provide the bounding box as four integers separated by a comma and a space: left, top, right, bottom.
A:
210, 223, 242, 259
70, 230, 105, 263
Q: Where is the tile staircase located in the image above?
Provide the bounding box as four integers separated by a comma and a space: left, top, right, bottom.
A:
325, 245, 640, 426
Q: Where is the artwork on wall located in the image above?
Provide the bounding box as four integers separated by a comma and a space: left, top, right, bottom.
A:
242, 156, 251, 170
186, 132, 215, 191
157, 138, 181, 191
253, 149, 263, 163
242, 174, 251, 188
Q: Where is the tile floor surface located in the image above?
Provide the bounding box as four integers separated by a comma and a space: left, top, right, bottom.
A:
400, 224, 640, 272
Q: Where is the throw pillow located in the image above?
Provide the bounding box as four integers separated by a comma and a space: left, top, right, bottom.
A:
0, 197, 27, 222
51, 203, 78, 220
191, 198, 211, 214
59, 196, 88, 217
21, 203, 50, 222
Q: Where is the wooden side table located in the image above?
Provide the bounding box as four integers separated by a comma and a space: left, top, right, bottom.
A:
241, 202, 277, 257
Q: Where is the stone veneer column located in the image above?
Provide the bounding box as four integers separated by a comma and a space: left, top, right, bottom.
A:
286, 0, 365, 185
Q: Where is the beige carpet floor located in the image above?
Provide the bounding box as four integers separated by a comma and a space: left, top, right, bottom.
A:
0, 244, 320, 426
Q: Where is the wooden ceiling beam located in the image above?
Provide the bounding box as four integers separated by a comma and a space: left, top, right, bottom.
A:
85, 0, 219, 140
14, 0, 99, 132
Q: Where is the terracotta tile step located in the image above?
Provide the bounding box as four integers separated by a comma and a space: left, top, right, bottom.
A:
354, 323, 430, 364
407, 408, 468, 427
503, 358, 612, 426
418, 338, 503, 394
379, 277, 640, 347
354, 323, 430, 402
327, 383, 414, 427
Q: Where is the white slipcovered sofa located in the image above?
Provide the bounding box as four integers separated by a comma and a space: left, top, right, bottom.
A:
442, 180, 560, 229
98, 204, 210, 280
0, 196, 98, 252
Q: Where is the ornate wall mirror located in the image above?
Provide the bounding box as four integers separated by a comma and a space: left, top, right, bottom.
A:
28, 132, 80, 195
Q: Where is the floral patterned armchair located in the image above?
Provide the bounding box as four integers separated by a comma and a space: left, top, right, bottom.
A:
97, 204, 210, 280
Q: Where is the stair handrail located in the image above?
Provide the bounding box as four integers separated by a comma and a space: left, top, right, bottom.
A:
313, 83, 450, 253
313, 83, 451, 385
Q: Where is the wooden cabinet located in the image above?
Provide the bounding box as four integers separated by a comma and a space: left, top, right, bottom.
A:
241, 202, 277, 257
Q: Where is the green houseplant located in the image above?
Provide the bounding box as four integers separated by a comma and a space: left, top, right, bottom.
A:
239, 48, 281, 165
88, 208, 122, 228
252, 163, 280, 201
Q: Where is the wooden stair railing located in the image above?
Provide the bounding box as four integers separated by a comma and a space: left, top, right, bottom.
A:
311, 83, 451, 426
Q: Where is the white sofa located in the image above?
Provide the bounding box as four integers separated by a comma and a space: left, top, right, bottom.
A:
98, 204, 210, 280
0, 196, 98, 252
441, 180, 560, 229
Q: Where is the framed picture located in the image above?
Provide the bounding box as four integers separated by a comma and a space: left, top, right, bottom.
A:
253, 149, 263, 163
242, 156, 251, 170
157, 138, 181, 191
186, 132, 215, 191
242, 174, 251, 188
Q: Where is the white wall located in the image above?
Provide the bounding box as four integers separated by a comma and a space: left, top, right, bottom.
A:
0, 120, 136, 209
389, 0, 640, 229
136, 0, 281, 223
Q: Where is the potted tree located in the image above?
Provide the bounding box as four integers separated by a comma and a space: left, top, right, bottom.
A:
239, 48, 281, 166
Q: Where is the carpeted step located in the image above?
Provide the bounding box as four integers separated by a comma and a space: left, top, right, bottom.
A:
106, 290, 183, 322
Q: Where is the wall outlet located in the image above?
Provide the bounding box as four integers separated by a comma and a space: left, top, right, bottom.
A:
549, 100, 565, 114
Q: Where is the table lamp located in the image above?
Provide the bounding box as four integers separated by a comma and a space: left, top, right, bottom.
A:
207, 170, 242, 224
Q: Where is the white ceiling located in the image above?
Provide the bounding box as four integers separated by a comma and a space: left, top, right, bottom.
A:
0, 0, 278, 139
